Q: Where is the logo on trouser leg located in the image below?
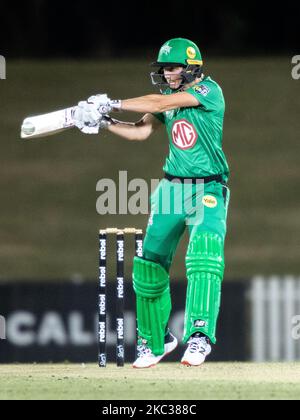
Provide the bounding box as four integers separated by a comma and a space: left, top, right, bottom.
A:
202, 196, 217, 208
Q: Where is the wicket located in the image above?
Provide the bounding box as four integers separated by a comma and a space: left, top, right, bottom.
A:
98, 228, 143, 368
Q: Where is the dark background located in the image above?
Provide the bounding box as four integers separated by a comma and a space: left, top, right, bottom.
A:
1, 0, 299, 58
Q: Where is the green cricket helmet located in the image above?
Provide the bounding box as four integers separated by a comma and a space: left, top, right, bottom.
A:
150, 38, 203, 92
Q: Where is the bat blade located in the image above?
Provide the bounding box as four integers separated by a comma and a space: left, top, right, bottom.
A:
21, 107, 76, 140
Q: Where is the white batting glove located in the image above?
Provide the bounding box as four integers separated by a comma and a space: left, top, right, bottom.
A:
74, 101, 101, 127
87, 94, 112, 114
74, 101, 112, 135
88, 94, 122, 113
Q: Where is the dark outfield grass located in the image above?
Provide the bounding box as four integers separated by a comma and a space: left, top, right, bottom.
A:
0, 57, 300, 280
0, 363, 299, 400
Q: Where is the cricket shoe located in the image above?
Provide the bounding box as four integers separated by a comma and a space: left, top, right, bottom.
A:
181, 334, 212, 367
133, 332, 178, 369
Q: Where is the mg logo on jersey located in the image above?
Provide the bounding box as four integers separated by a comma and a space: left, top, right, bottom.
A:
171, 119, 198, 150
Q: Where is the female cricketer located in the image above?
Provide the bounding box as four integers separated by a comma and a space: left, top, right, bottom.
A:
74, 38, 230, 368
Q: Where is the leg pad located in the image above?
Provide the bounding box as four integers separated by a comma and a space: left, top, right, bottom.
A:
133, 257, 171, 355
183, 232, 225, 344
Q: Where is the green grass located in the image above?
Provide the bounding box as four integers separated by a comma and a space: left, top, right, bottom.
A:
1, 57, 300, 280
0, 363, 299, 400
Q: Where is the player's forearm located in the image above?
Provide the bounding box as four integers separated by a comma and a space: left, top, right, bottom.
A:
118, 92, 197, 113
107, 120, 148, 141
120, 95, 169, 114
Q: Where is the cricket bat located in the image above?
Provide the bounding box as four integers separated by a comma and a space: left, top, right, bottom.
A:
20, 107, 76, 140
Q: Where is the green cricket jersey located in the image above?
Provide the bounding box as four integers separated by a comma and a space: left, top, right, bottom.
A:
154, 76, 229, 181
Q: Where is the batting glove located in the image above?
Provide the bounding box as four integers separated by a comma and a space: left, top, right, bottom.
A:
74, 101, 112, 135
88, 94, 122, 113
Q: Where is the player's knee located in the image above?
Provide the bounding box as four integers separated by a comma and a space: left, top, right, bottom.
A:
142, 248, 171, 273
186, 232, 225, 278
133, 257, 170, 298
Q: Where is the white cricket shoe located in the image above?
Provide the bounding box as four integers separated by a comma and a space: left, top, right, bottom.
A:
181, 335, 212, 367
133, 332, 178, 369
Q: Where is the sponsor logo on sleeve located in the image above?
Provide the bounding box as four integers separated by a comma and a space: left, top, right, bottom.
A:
194, 85, 210, 97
